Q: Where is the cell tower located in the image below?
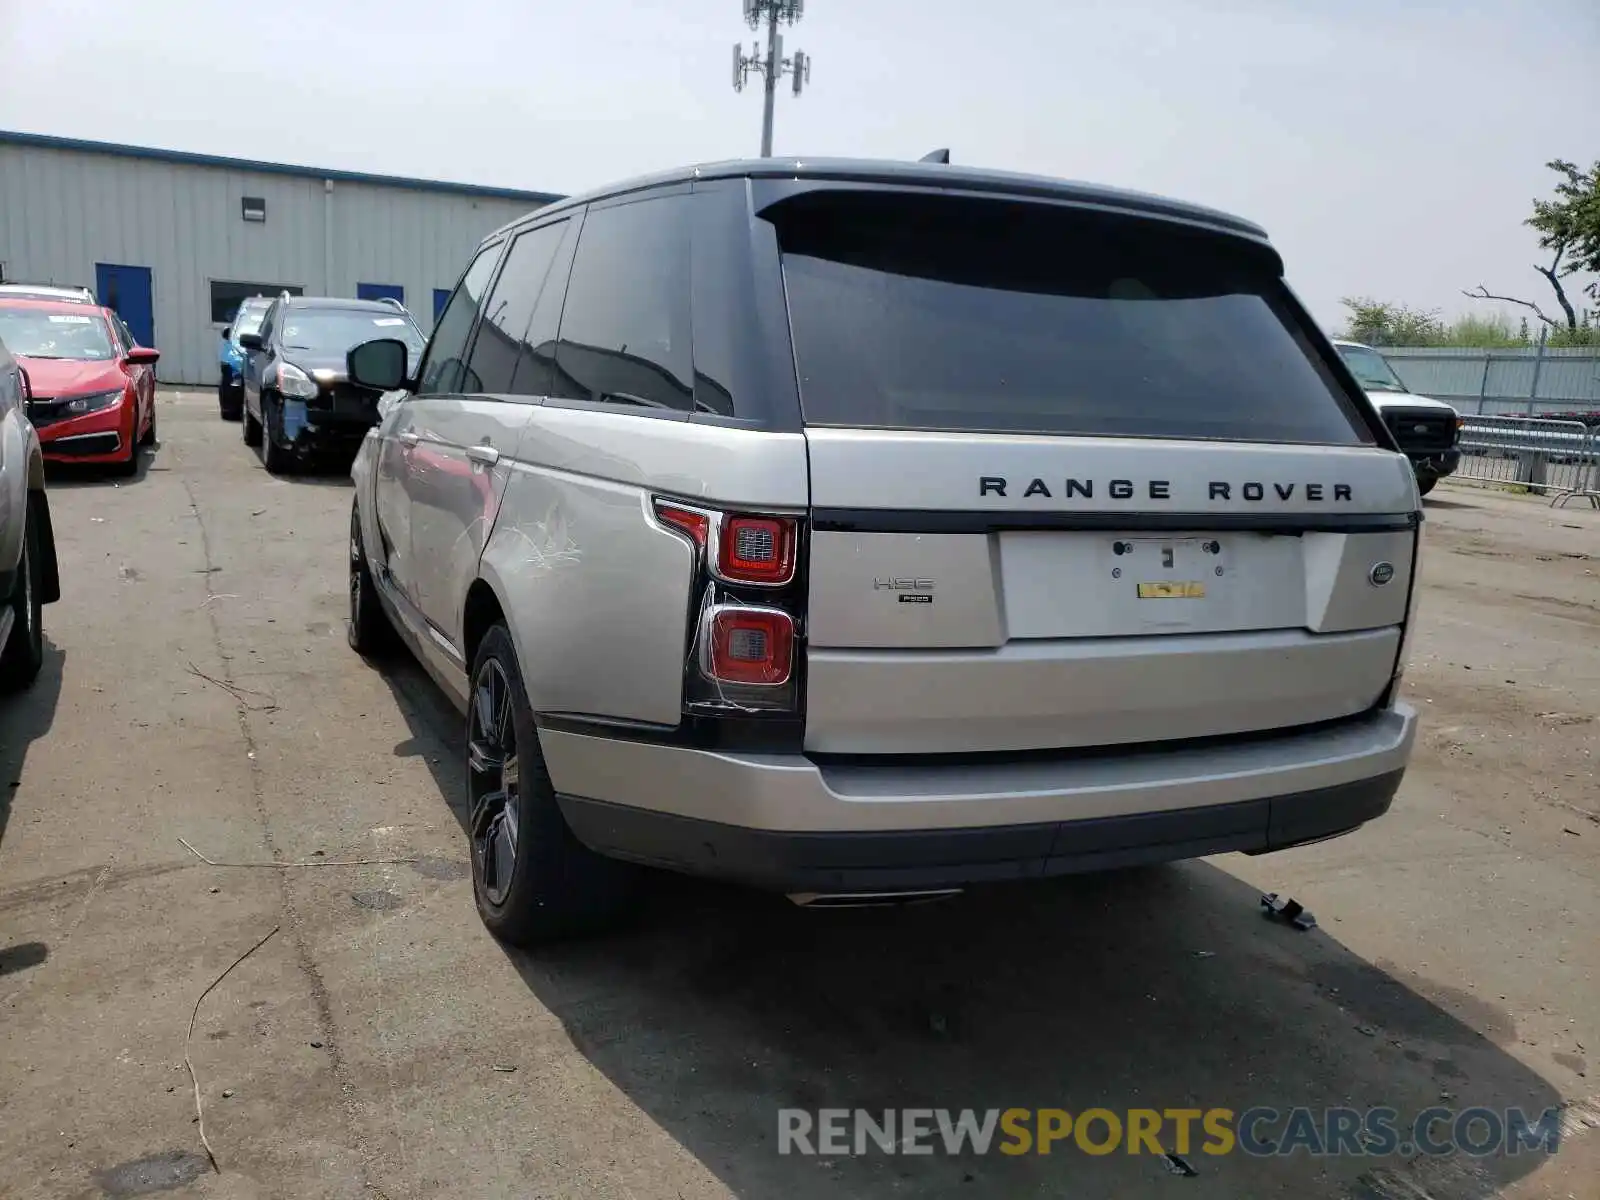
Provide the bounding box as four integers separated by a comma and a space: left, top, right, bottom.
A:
732, 0, 811, 158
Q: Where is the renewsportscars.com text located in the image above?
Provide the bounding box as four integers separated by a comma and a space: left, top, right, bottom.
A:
778, 1106, 1564, 1158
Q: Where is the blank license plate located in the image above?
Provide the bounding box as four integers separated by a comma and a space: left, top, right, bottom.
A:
1115, 537, 1224, 599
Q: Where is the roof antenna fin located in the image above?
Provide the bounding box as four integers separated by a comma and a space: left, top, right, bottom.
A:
919, 148, 951, 164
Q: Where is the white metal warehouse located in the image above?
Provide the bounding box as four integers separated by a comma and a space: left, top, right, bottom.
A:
0, 130, 561, 385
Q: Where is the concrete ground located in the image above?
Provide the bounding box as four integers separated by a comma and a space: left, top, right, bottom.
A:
0, 392, 1595, 1200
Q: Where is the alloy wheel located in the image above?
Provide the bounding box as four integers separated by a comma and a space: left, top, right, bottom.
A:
467, 659, 520, 906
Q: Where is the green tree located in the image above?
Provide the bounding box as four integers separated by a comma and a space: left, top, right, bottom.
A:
1465, 158, 1600, 332
1338, 297, 1444, 346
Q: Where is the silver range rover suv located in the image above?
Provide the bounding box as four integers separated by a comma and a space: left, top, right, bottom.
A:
343, 158, 1422, 945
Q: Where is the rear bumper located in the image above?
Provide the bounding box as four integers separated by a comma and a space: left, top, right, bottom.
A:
542, 703, 1417, 891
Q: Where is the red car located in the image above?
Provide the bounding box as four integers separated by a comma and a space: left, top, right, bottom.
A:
0, 297, 158, 474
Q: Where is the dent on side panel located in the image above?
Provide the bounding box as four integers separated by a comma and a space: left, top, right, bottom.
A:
484, 445, 697, 728
485, 407, 812, 731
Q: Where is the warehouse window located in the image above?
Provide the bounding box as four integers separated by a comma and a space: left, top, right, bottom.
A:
210, 281, 302, 325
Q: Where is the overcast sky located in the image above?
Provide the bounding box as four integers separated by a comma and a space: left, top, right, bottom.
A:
2, 0, 1596, 331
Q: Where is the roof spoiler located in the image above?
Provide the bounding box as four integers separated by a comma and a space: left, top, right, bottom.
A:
919, 148, 950, 164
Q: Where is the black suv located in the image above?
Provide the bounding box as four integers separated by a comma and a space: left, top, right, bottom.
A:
239, 295, 425, 473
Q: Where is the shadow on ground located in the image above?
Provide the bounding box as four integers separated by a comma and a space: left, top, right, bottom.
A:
42, 449, 153, 489
375, 656, 1562, 1199
275, 465, 355, 489
0, 641, 64, 852
0, 940, 48, 977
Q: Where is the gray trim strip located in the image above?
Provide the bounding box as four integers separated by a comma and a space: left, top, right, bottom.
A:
810, 508, 1421, 535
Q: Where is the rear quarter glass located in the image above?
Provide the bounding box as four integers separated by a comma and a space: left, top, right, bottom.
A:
769, 190, 1372, 445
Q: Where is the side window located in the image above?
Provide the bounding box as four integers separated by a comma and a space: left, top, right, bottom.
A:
462, 220, 570, 396
551, 195, 693, 411
511, 221, 578, 397
108, 314, 132, 354
418, 244, 502, 396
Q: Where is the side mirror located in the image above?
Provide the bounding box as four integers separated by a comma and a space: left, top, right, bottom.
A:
238, 332, 264, 352
348, 338, 410, 391
221, 326, 232, 340
126, 346, 160, 366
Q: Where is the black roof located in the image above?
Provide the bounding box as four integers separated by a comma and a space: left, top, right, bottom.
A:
493, 157, 1268, 243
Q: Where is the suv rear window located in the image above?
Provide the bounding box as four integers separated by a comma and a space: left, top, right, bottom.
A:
773, 192, 1371, 444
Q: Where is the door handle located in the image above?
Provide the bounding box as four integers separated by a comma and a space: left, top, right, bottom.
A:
466, 444, 500, 467
398, 431, 420, 447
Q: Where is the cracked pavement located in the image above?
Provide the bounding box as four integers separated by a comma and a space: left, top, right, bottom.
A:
0, 391, 1595, 1199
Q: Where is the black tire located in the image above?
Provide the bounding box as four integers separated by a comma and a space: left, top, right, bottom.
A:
219, 377, 243, 421
140, 398, 157, 447
347, 502, 396, 658
0, 496, 45, 693
259, 394, 292, 475
468, 623, 641, 945
1417, 475, 1437, 497
242, 401, 262, 446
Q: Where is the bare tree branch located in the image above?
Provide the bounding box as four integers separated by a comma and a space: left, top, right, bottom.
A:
1534, 244, 1579, 330
1461, 285, 1558, 327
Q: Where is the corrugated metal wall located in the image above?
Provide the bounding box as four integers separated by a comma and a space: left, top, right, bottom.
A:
1384, 347, 1600, 415
0, 142, 544, 384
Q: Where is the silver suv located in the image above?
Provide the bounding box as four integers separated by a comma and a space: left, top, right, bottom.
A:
344, 159, 1421, 944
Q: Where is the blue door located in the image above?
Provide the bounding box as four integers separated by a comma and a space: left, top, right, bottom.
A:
95, 263, 154, 346
432, 288, 451, 324
357, 282, 404, 304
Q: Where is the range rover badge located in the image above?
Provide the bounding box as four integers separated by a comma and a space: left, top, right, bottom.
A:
1369, 562, 1395, 586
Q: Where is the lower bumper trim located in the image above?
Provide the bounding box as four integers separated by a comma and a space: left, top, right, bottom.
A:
558, 769, 1404, 892
43, 431, 122, 457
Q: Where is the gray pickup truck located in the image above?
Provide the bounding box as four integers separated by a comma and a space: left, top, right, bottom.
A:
0, 334, 62, 691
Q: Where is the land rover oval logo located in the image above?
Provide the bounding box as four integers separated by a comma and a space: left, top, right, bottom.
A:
1369, 562, 1395, 586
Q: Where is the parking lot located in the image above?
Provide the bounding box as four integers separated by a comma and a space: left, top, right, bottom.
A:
0, 390, 1596, 1199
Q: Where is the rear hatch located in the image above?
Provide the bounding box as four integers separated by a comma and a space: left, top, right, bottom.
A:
769, 189, 1419, 755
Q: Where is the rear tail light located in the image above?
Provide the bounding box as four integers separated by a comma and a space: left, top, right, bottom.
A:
718, 516, 795, 585
654, 504, 710, 551
700, 604, 794, 686
654, 500, 797, 588
653, 497, 806, 721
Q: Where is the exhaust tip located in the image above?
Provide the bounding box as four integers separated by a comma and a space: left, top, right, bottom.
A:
786, 888, 964, 909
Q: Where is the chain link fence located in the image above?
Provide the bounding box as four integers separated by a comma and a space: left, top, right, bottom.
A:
1454, 415, 1600, 509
